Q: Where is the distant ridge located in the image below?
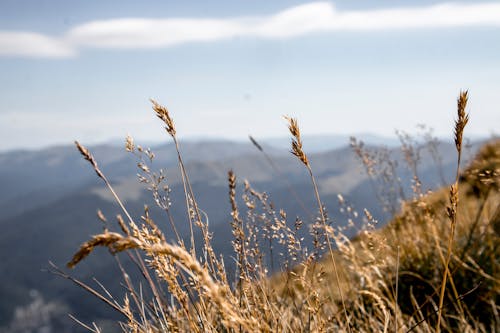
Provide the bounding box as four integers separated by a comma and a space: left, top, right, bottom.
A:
2, 132, 491, 155
262, 133, 401, 153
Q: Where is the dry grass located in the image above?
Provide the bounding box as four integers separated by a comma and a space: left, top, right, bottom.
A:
64, 92, 499, 332
435, 90, 469, 332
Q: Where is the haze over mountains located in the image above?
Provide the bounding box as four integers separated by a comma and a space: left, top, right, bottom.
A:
0, 134, 485, 332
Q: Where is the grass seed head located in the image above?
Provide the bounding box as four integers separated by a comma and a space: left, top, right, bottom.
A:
454, 90, 469, 152
151, 99, 176, 137
74, 141, 104, 179
283, 116, 309, 166
125, 134, 135, 152
248, 135, 263, 152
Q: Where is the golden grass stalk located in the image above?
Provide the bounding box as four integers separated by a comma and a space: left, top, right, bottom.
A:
151, 100, 206, 267
228, 170, 246, 314
151, 101, 204, 250
436, 90, 469, 332
283, 115, 351, 333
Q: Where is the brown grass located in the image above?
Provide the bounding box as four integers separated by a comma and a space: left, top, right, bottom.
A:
64, 93, 499, 332
436, 90, 470, 332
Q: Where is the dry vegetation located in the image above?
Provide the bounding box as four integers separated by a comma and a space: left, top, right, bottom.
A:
61, 92, 499, 332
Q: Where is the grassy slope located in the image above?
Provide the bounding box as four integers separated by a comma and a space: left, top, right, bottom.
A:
271, 139, 499, 331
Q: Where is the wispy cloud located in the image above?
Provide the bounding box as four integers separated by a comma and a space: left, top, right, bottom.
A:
0, 32, 76, 58
2, 2, 500, 58
67, 18, 245, 48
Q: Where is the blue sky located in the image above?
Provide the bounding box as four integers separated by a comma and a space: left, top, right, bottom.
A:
0, 1, 499, 151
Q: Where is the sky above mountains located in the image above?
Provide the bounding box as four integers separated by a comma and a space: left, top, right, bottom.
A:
1, 1, 499, 151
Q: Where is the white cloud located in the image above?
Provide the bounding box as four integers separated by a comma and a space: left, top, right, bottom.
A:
1, 2, 500, 57
67, 18, 245, 48
250, 2, 337, 38
65, 2, 500, 49
0, 32, 76, 58
327, 3, 500, 31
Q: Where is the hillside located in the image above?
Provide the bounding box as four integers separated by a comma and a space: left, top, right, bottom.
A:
271, 138, 500, 331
